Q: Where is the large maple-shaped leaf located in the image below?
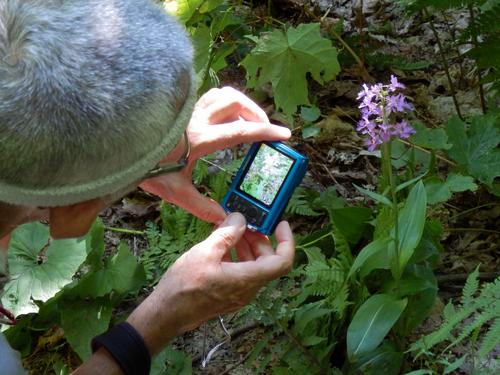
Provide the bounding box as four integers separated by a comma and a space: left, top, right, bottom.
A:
445, 113, 500, 196
1, 223, 87, 316
241, 23, 340, 116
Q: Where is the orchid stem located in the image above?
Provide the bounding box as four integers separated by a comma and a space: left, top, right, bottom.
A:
382, 142, 401, 281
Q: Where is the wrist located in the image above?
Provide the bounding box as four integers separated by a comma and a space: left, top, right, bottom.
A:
126, 286, 183, 355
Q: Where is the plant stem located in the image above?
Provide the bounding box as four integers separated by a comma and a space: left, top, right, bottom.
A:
423, 8, 463, 120
296, 232, 333, 250
104, 227, 145, 235
328, 26, 373, 83
397, 139, 457, 166
467, 4, 487, 114
382, 142, 401, 280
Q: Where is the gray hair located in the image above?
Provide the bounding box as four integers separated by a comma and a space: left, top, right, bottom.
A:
0, 0, 195, 207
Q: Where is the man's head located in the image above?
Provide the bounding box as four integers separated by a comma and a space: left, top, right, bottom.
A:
0, 0, 195, 209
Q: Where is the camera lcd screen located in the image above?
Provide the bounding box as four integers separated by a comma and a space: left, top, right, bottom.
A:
239, 144, 294, 206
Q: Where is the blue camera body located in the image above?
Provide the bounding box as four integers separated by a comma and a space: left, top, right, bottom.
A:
222, 141, 308, 235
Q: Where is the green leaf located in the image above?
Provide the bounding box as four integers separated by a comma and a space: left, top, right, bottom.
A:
302, 125, 321, 139
390, 265, 438, 334
443, 355, 467, 374
425, 174, 478, 204
163, 346, 193, 374
176, 0, 205, 24
60, 299, 113, 360
86, 220, 105, 271
395, 173, 427, 193
350, 341, 404, 375
241, 23, 340, 116
410, 122, 451, 150
347, 294, 407, 361
354, 184, 392, 206
73, 243, 146, 298
2, 223, 87, 316
394, 181, 427, 278
445, 114, 500, 195
300, 106, 321, 122
349, 237, 392, 278
329, 207, 372, 244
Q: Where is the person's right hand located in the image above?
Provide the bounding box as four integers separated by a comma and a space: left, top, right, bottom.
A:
126, 212, 295, 355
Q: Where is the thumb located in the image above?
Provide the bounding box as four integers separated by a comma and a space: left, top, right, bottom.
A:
203, 213, 247, 260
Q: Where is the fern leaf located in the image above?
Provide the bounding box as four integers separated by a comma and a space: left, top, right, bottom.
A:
461, 266, 480, 306
479, 317, 500, 358
331, 222, 353, 268
286, 188, 322, 217
444, 309, 497, 352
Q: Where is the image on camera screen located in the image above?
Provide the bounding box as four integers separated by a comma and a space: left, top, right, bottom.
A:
239, 144, 294, 206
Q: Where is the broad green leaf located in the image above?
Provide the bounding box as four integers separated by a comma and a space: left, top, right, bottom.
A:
394, 181, 427, 278
386, 265, 438, 334
425, 173, 477, 204
347, 294, 407, 361
403, 371, 433, 375
72, 243, 146, 298
445, 114, 500, 195
241, 23, 340, 116
329, 206, 372, 244
60, 299, 113, 360
350, 341, 404, 375
2, 223, 87, 316
410, 122, 451, 150
293, 303, 331, 334
349, 237, 392, 278
354, 184, 392, 207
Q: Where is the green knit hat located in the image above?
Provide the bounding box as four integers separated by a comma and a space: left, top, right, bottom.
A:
0, 0, 196, 207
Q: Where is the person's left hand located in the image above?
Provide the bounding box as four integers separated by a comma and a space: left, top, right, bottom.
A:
140, 87, 291, 224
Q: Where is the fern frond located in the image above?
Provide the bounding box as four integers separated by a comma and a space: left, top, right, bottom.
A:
444, 309, 497, 352
479, 317, 500, 358
461, 266, 480, 306
286, 187, 322, 217
332, 222, 353, 268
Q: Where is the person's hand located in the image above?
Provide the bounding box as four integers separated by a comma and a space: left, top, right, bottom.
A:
140, 87, 291, 224
126, 213, 295, 355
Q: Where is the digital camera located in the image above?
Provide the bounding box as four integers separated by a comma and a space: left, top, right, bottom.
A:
222, 141, 308, 235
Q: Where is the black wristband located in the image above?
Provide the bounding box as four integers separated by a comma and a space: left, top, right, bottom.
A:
91, 322, 151, 375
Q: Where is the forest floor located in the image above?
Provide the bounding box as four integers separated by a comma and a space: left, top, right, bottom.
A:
25, 1, 499, 374
98, 1, 500, 374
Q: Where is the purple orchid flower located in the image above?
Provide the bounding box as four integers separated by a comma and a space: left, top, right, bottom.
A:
356, 75, 415, 151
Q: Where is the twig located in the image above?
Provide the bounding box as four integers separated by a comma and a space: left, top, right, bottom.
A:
445, 227, 500, 235
104, 226, 145, 235
397, 138, 457, 166
437, 272, 500, 283
219, 350, 253, 375
450, 203, 500, 221
192, 322, 260, 364
423, 8, 463, 120
467, 4, 487, 114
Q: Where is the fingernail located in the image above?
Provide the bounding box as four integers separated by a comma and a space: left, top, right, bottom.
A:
223, 212, 246, 227
280, 127, 291, 138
